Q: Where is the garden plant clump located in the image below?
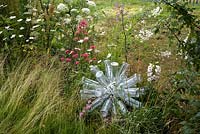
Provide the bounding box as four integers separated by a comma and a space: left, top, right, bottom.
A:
0, 0, 200, 134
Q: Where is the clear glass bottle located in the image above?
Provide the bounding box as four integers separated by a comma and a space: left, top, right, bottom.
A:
119, 74, 141, 88
124, 97, 141, 108
117, 100, 127, 114
100, 97, 112, 118
95, 71, 109, 87
82, 77, 101, 89
104, 60, 113, 82
90, 65, 100, 75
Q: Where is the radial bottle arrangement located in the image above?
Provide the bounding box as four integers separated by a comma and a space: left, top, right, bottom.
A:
80, 60, 145, 118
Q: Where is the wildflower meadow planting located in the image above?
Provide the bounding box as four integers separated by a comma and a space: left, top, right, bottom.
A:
0, 0, 200, 133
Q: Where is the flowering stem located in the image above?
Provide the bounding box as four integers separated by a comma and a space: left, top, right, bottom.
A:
121, 11, 128, 62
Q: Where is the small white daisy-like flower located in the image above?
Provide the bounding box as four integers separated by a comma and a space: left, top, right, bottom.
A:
17, 19, 23, 22
26, 39, 29, 42
106, 53, 112, 59
64, 18, 71, 24
147, 63, 161, 82
97, 60, 102, 64
20, 27, 25, 30
82, 8, 90, 14
75, 47, 81, 51
160, 51, 171, 58
5, 26, 10, 30
0, 31, 3, 34
87, 49, 93, 52
32, 25, 40, 29
71, 8, 78, 13
10, 34, 16, 39
151, 6, 162, 17
19, 35, 24, 38
29, 37, 34, 40
57, 3, 68, 12
95, 49, 101, 53
26, 18, 31, 22
76, 15, 83, 21
9, 16, 16, 19
87, 1, 96, 7
36, 19, 42, 22
78, 39, 84, 43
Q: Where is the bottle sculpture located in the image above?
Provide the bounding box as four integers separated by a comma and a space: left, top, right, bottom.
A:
80, 60, 144, 118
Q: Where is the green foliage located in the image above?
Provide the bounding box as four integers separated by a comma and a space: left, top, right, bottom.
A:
157, 0, 200, 70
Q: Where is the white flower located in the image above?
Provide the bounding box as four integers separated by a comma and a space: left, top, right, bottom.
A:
57, 3, 68, 12
151, 6, 162, 17
26, 39, 29, 42
87, 49, 93, 52
0, 31, 3, 34
10, 34, 16, 39
36, 19, 42, 22
5, 26, 10, 30
75, 48, 81, 51
71, 8, 78, 13
155, 65, 161, 75
17, 19, 23, 22
97, 60, 102, 64
138, 28, 153, 41
106, 53, 112, 59
76, 15, 83, 21
50, 29, 56, 32
160, 51, 171, 58
141, 20, 145, 24
26, 18, 31, 22
86, 15, 93, 21
32, 25, 40, 29
147, 63, 161, 82
78, 39, 84, 43
29, 37, 34, 40
19, 35, 24, 38
64, 18, 71, 24
95, 49, 100, 53
9, 16, 16, 19
3, 38, 7, 41
87, 1, 96, 7
82, 8, 90, 14
20, 27, 25, 30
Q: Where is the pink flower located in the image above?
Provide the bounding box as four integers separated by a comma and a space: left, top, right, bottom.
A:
81, 53, 89, 58
75, 61, 80, 65
85, 104, 91, 110
69, 50, 75, 55
83, 37, 89, 42
65, 50, 70, 54
79, 19, 88, 28
75, 47, 81, 51
66, 58, 71, 63
72, 54, 79, 59
90, 45, 96, 50
79, 112, 84, 118
87, 99, 92, 104
60, 57, 65, 62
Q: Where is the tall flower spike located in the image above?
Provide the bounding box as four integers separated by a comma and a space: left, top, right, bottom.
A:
80, 60, 145, 118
